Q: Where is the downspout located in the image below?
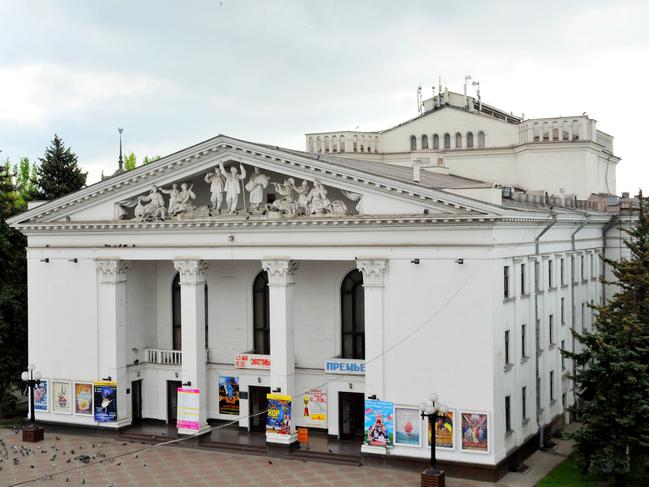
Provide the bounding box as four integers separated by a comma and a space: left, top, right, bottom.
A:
535, 211, 557, 450
570, 215, 589, 423
601, 215, 618, 304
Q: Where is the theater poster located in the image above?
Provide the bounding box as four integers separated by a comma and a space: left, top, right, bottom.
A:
94, 381, 117, 422
177, 388, 200, 431
218, 376, 240, 415
303, 388, 327, 428
74, 382, 93, 415
461, 412, 489, 453
266, 394, 292, 435
364, 399, 394, 447
394, 406, 420, 447
51, 381, 72, 414
33, 380, 48, 412
428, 410, 455, 449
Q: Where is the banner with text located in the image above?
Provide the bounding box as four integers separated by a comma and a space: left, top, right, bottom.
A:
177, 388, 201, 431
266, 394, 292, 435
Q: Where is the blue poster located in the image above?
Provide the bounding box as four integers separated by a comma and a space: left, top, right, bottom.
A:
364, 399, 394, 447
94, 382, 118, 422
266, 394, 292, 435
34, 380, 48, 411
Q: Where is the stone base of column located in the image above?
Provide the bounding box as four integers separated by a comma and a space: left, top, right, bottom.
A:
266, 432, 298, 446
22, 426, 44, 443
178, 424, 211, 437
421, 469, 445, 487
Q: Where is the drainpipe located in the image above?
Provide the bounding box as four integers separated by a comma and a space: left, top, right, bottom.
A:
570, 215, 589, 423
534, 211, 557, 450
601, 215, 618, 304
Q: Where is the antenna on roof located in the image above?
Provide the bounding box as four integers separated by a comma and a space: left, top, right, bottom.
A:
117, 128, 124, 172
472, 80, 481, 112
464, 75, 472, 109
417, 85, 422, 114
438, 75, 442, 107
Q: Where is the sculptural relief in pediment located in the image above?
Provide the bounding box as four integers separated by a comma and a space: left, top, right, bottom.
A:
116, 161, 361, 221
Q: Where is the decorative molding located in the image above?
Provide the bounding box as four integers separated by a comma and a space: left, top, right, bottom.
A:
262, 259, 298, 285
173, 260, 208, 284
96, 260, 129, 283
356, 259, 387, 287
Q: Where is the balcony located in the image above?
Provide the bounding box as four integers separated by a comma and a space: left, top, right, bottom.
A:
142, 348, 210, 366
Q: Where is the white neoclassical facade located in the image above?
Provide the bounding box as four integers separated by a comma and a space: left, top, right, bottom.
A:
9, 129, 628, 479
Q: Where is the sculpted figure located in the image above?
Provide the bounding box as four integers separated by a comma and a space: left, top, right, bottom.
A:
272, 178, 298, 215
204, 167, 225, 212
219, 162, 247, 213
245, 167, 270, 211
138, 186, 167, 220
175, 183, 196, 214
292, 179, 310, 215
306, 179, 331, 215
161, 184, 180, 215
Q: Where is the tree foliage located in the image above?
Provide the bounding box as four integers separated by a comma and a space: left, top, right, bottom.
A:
565, 195, 649, 485
124, 153, 161, 172
34, 135, 86, 200
4, 157, 38, 209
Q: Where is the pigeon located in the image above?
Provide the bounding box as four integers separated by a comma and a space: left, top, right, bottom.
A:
268, 460, 272, 464
55, 436, 60, 440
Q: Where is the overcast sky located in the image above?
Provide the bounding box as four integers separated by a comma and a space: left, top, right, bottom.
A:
1, 0, 647, 194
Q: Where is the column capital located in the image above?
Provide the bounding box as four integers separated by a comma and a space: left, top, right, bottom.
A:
96, 260, 129, 283
262, 259, 298, 285
356, 259, 387, 287
174, 260, 208, 284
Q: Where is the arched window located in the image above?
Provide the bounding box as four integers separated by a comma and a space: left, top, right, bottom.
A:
307, 137, 314, 152
552, 128, 559, 141
421, 134, 429, 149
467, 131, 474, 148
253, 271, 270, 354
477, 131, 485, 148
410, 135, 417, 151
443, 133, 451, 149
432, 134, 439, 150
341, 270, 364, 359
455, 132, 462, 149
172, 273, 181, 350
353, 136, 358, 152
339, 135, 345, 152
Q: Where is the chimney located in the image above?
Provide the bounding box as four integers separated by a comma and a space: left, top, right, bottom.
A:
413, 159, 422, 182
622, 192, 630, 199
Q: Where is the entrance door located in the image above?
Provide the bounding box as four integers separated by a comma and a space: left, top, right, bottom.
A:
248, 386, 270, 432
131, 380, 143, 424
339, 392, 364, 440
167, 380, 182, 424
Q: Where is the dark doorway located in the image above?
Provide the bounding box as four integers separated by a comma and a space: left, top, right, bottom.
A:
339, 392, 364, 440
248, 386, 270, 432
167, 380, 182, 424
131, 380, 143, 424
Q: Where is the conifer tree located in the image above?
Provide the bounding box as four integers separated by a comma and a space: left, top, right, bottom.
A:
34, 135, 87, 200
565, 194, 649, 485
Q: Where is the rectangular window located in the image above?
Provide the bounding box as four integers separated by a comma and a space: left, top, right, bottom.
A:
550, 371, 555, 402
561, 297, 565, 325
505, 395, 512, 433
522, 386, 527, 420
504, 266, 510, 299
549, 314, 554, 345
571, 256, 577, 283
582, 303, 586, 330
521, 263, 526, 295
561, 339, 566, 370
590, 254, 594, 279
521, 324, 527, 358
534, 261, 540, 292
560, 258, 565, 286
505, 330, 511, 365
548, 260, 553, 288
581, 255, 585, 281
562, 392, 566, 408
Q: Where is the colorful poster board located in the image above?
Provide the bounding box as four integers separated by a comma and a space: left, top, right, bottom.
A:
266, 393, 292, 435
94, 382, 117, 422
364, 399, 394, 447
428, 410, 455, 449
461, 412, 489, 453
51, 381, 72, 414
395, 407, 420, 446
34, 380, 48, 411
303, 388, 327, 427
218, 376, 240, 415
177, 388, 200, 431
74, 383, 93, 415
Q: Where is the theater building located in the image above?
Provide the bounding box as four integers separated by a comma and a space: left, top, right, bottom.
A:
9, 92, 631, 480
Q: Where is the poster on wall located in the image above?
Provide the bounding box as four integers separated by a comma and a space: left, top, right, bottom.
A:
33, 380, 48, 412
51, 381, 72, 414
364, 399, 394, 447
266, 394, 292, 435
303, 388, 327, 428
428, 410, 455, 449
74, 383, 93, 415
394, 407, 420, 446
94, 382, 117, 422
461, 412, 489, 453
218, 376, 240, 415
177, 388, 200, 431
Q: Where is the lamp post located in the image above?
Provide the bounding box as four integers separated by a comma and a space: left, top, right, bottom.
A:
21, 364, 45, 442
418, 393, 448, 487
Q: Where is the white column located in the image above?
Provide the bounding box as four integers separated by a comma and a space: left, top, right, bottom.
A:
173, 259, 210, 435
356, 259, 387, 399
262, 259, 298, 444
96, 259, 129, 427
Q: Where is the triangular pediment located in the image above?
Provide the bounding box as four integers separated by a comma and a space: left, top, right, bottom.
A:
8, 135, 503, 229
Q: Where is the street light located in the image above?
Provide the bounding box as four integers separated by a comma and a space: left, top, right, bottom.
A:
21, 364, 45, 442
419, 393, 448, 486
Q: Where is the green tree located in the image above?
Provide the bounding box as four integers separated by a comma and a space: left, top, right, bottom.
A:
565, 195, 649, 485
123, 152, 137, 171
142, 154, 161, 165
34, 135, 87, 200
6, 157, 38, 209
